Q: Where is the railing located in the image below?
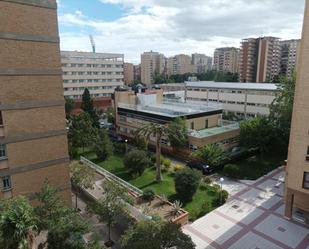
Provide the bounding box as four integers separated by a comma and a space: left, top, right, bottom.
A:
80, 156, 143, 196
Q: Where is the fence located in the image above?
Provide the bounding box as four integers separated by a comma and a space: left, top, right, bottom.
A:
80, 156, 143, 196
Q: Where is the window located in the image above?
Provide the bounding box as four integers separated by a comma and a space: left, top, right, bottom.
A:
2, 176, 11, 191
0, 144, 7, 159
205, 119, 208, 128
303, 172, 309, 189
307, 146, 309, 161
0, 111, 3, 126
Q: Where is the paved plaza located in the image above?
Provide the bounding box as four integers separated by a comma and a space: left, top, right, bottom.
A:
183, 167, 309, 249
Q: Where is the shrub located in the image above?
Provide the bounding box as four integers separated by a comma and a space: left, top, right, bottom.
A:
160, 155, 165, 165
212, 190, 229, 206
161, 165, 168, 173
200, 177, 212, 190
203, 176, 212, 185
124, 149, 151, 176
201, 201, 212, 214
174, 168, 202, 202
163, 159, 172, 168
113, 142, 126, 154
142, 189, 155, 202
223, 164, 241, 178
148, 152, 156, 164
173, 164, 184, 172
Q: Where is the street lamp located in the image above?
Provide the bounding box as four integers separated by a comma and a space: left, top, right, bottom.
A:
125, 139, 128, 154
220, 177, 224, 205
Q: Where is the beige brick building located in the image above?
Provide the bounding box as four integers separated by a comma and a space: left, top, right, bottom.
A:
0, 0, 71, 205
141, 51, 165, 85
284, 1, 309, 223
213, 47, 239, 74
123, 62, 134, 85
167, 54, 193, 76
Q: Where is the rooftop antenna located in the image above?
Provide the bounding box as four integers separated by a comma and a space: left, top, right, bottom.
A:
89, 35, 96, 53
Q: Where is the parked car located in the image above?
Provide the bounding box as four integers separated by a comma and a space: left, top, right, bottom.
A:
186, 161, 214, 175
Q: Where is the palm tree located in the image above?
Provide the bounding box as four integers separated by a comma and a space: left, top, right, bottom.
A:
137, 123, 170, 182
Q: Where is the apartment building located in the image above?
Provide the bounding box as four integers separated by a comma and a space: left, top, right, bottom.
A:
114, 88, 239, 153
280, 39, 301, 78
213, 47, 239, 74
124, 62, 134, 85
284, 3, 309, 223
185, 81, 278, 119
61, 51, 124, 99
239, 37, 281, 83
192, 53, 213, 74
134, 64, 141, 82
0, 0, 71, 204
167, 54, 193, 76
141, 51, 165, 85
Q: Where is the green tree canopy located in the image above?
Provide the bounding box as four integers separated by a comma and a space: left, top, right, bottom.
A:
174, 168, 202, 202
81, 88, 99, 127
123, 149, 151, 176
192, 144, 228, 168
65, 97, 75, 116
121, 220, 195, 249
93, 129, 113, 161
168, 117, 188, 148
239, 116, 275, 156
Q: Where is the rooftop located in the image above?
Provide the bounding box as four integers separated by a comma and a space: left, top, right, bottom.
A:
185, 81, 278, 91
189, 120, 239, 138
118, 100, 222, 118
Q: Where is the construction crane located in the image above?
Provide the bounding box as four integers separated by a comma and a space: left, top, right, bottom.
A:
89, 35, 96, 53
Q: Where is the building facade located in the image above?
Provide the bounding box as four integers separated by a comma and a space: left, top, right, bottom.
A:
133, 64, 141, 82
280, 39, 301, 78
141, 51, 165, 85
185, 81, 278, 119
192, 53, 213, 74
61, 51, 124, 99
114, 89, 239, 153
213, 47, 239, 74
0, 0, 71, 204
239, 37, 281, 83
124, 62, 134, 85
167, 54, 193, 76
284, 2, 309, 224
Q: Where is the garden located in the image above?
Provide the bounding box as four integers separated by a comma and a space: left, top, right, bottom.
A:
81, 150, 226, 221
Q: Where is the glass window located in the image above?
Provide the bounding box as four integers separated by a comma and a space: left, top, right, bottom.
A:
303, 172, 309, 189
205, 119, 208, 128
0, 111, 3, 126
191, 122, 194, 130
307, 146, 309, 161
2, 176, 11, 191
0, 144, 6, 159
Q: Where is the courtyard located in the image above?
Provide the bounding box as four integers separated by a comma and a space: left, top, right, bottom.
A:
183, 167, 309, 249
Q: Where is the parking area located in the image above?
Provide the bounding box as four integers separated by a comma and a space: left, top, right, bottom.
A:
183, 167, 309, 249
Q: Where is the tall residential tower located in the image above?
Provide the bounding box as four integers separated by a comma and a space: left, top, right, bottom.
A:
0, 0, 71, 204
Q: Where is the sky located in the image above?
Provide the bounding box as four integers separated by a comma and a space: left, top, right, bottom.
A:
57, 0, 305, 64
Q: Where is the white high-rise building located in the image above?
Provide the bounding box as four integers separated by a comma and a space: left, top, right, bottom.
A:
61, 51, 124, 99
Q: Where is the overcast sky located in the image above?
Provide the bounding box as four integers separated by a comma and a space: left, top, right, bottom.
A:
58, 0, 305, 64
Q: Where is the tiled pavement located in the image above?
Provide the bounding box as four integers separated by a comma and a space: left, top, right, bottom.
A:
183, 167, 309, 249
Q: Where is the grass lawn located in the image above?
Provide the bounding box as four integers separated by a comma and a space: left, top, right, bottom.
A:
230, 153, 285, 180
82, 151, 218, 220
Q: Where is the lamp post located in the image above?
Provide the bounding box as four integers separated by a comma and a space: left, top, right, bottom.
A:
125, 139, 128, 154
220, 177, 224, 205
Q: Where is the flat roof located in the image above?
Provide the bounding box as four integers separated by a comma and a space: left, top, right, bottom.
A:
118, 101, 222, 119
189, 122, 239, 138
185, 81, 278, 91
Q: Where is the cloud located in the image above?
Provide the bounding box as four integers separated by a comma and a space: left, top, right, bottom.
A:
59, 0, 305, 63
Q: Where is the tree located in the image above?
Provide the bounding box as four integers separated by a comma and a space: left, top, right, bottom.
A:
81, 88, 99, 127
65, 97, 75, 116
93, 129, 113, 161
121, 220, 195, 249
88, 181, 128, 247
192, 144, 228, 169
124, 149, 151, 176
137, 123, 170, 182
239, 116, 275, 156
70, 162, 96, 209
106, 107, 115, 124
133, 135, 148, 151
174, 168, 202, 202
68, 112, 98, 153
168, 117, 188, 148
0, 196, 37, 249
35, 183, 90, 249
269, 74, 296, 155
